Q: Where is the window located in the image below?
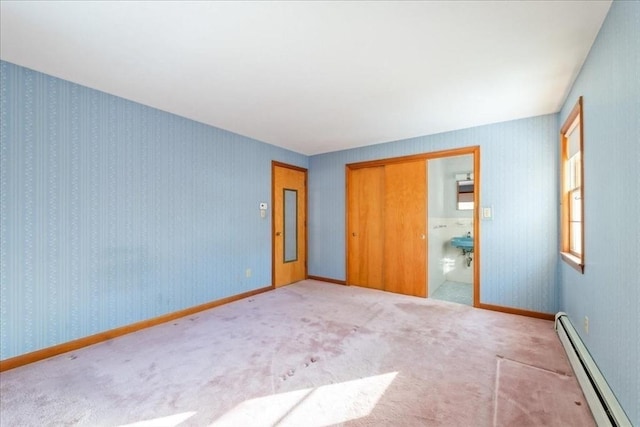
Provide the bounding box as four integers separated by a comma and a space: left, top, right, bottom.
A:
560, 97, 584, 273
456, 178, 474, 210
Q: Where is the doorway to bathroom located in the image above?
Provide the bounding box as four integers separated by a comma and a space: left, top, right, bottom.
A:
427, 153, 476, 306
345, 146, 480, 306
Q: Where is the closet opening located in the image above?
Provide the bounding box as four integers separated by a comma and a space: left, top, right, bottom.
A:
345, 146, 480, 306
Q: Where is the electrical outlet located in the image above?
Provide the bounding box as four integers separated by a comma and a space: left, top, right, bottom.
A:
245, 268, 252, 278
584, 316, 589, 334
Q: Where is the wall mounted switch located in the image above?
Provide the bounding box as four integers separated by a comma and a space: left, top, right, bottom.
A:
584, 316, 589, 334
482, 206, 492, 219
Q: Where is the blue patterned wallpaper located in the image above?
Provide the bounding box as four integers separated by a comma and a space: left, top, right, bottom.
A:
2, 5, 637, 420
308, 114, 559, 313
558, 1, 639, 424
0, 60, 307, 360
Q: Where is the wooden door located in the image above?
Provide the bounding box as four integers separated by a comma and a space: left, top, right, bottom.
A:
273, 163, 307, 287
383, 160, 427, 297
347, 166, 385, 289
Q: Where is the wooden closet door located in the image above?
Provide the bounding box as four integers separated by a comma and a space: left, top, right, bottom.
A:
347, 166, 384, 289
383, 161, 427, 297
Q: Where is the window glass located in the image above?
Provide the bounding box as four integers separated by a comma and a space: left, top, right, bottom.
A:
560, 97, 584, 273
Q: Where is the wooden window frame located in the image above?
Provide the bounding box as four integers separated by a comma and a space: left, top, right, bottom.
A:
560, 97, 585, 273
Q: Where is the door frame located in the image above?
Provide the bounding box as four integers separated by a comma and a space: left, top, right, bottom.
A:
272, 161, 308, 287
345, 146, 481, 306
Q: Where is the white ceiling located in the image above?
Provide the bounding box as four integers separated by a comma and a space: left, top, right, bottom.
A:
0, 1, 611, 155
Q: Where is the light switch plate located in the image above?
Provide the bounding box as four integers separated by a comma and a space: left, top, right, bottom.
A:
482, 206, 492, 219
259, 202, 268, 210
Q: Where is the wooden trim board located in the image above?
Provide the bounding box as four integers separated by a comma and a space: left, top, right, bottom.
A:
307, 275, 347, 285
0, 285, 273, 372
478, 303, 555, 321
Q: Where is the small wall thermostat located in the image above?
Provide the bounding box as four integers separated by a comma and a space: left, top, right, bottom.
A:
259, 202, 268, 219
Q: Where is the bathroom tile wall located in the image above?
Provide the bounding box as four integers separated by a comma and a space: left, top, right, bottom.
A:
427, 154, 474, 294
428, 217, 474, 295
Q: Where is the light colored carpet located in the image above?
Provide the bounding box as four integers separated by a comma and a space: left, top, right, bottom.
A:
494, 357, 591, 426
0, 280, 593, 426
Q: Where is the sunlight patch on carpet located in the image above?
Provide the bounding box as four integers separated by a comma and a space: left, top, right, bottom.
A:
118, 411, 197, 427
493, 357, 595, 427
211, 372, 398, 426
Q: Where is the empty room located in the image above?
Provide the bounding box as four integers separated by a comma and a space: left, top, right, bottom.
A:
0, 1, 638, 426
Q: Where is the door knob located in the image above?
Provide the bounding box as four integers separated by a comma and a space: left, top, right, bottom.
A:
352, 232, 357, 237
421, 234, 426, 240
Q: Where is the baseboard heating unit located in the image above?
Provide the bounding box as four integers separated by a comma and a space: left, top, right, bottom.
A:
554, 312, 631, 426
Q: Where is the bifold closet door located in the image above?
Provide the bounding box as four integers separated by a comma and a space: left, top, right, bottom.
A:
383, 161, 427, 297
347, 166, 384, 290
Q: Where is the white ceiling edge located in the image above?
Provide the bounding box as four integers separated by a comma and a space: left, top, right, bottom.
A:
0, 1, 612, 155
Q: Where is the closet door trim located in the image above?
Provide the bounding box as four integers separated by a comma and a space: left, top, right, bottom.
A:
345, 146, 481, 306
